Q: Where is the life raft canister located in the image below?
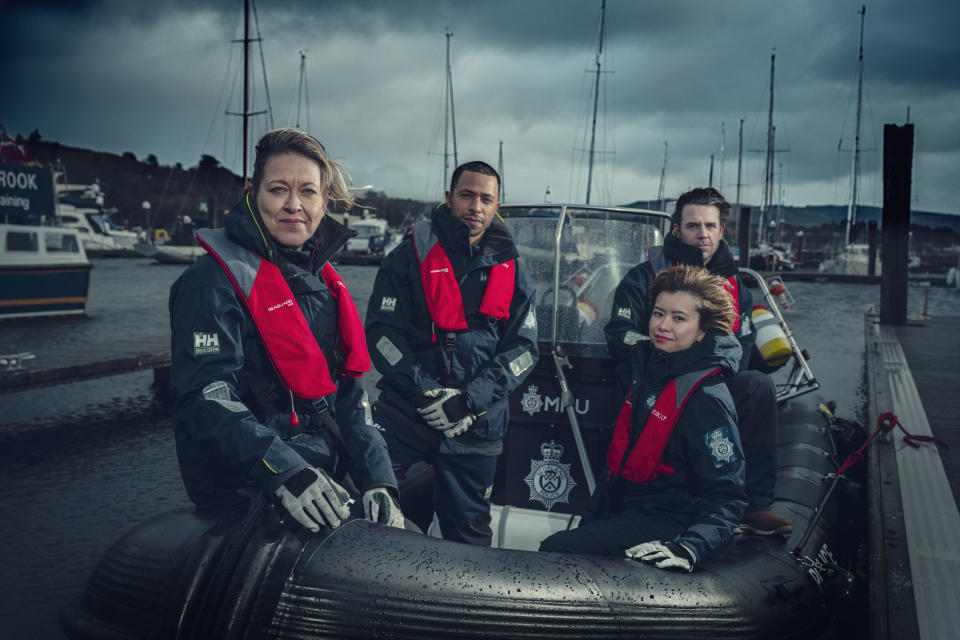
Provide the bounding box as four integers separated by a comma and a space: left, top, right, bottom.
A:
752, 304, 791, 370
412, 219, 515, 330
606, 366, 723, 483
195, 227, 370, 400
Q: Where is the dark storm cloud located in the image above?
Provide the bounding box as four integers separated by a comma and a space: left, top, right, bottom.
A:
2, 0, 958, 212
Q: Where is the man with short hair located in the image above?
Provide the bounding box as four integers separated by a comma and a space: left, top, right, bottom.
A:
604, 187, 792, 536
365, 161, 539, 545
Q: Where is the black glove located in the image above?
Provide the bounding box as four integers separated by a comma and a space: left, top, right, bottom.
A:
625, 540, 696, 572
274, 466, 352, 533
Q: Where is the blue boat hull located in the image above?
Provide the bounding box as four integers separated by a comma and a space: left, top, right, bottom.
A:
0, 264, 91, 319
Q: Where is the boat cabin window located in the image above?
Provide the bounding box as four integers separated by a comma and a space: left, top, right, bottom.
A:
45, 232, 80, 253
6, 231, 39, 252
501, 206, 666, 352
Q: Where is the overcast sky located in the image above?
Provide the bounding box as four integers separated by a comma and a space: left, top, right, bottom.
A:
3, 0, 958, 214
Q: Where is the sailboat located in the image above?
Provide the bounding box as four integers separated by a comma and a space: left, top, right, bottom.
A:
820, 6, 879, 277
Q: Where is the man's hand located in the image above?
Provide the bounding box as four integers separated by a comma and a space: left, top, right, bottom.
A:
625, 540, 695, 572
417, 388, 475, 438
274, 466, 352, 533
362, 487, 405, 528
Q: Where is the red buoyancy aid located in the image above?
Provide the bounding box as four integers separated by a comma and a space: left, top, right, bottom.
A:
196, 228, 370, 400
605, 366, 722, 483
648, 246, 740, 333
412, 219, 516, 331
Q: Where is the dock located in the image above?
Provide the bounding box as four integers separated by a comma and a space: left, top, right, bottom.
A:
864, 309, 960, 640
0, 334, 170, 395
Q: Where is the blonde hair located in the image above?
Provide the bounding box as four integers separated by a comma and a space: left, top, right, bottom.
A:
650, 264, 736, 334
250, 128, 355, 211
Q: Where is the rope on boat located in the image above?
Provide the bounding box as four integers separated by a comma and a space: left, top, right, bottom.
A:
834, 411, 949, 477
792, 411, 948, 556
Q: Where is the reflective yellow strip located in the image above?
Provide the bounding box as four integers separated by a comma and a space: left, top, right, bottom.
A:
262, 458, 278, 474
245, 192, 271, 252
0, 296, 87, 307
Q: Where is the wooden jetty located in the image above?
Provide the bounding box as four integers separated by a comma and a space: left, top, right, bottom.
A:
0, 334, 170, 395
864, 308, 960, 640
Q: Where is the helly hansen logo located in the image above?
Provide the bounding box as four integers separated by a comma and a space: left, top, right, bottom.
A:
193, 332, 220, 355
381, 296, 397, 312
267, 299, 294, 312
617, 307, 632, 319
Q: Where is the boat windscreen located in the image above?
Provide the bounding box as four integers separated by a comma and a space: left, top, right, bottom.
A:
502, 207, 664, 347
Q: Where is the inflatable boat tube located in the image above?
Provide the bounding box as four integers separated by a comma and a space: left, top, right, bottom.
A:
60, 394, 863, 640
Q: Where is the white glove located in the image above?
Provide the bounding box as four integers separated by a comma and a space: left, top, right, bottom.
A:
625, 540, 695, 573
274, 466, 352, 533
362, 487, 405, 528
417, 388, 475, 438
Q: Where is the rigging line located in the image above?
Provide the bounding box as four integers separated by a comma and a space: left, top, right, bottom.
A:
252, 0, 275, 130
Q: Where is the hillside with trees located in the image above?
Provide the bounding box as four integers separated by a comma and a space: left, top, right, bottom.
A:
6, 131, 433, 231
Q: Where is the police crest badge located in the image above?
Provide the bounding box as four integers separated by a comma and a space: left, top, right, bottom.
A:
524, 440, 577, 511
520, 385, 543, 417
704, 425, 738, 467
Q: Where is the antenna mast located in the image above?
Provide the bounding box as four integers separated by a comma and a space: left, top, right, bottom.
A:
845, 5, 866, 245
585, 0, 606, 204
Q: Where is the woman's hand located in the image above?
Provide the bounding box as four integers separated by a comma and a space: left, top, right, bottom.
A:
362, 487, 405, 528
625, 540, 696, 572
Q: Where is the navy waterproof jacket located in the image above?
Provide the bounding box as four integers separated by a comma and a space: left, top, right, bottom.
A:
604, 232, 755, 380
364, 204, 539, 452
592, 331, 747, 565
168, 198, 396, 508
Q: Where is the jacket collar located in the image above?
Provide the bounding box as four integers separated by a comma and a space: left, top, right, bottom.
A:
663, 231, 739, 278
429, 203, 518, 263
646, 330, 742, 385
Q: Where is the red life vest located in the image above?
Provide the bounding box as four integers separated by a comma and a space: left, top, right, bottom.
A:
412, 219, 516, 331
196, 228, 370, 401
605, 366, 722, 483
648, 246, 740, 333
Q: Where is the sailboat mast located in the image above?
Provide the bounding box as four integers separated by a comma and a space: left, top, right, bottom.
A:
442, 31, 459, 190
242, 0, 250, 189
296, 50, 307, 129
585, 0, 606, 205
498, 140, 506, 203
657, 141, 668, 211
719, 121, 726, 189
845, 5, 866, 245
760, 51, 775, 245
448, 33, 459, 173
443, 32, 450, 191
735, 118, 743, 225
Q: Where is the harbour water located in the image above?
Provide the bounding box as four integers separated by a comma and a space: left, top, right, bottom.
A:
1, 257, 959, 639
